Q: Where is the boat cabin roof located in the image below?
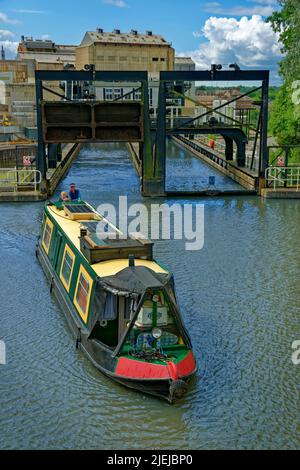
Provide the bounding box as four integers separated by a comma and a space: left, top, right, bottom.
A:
46, 202, 168, 278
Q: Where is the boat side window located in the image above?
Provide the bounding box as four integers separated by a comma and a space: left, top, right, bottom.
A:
42, 217, 54, 254
60, 244, 75, 292
74, 265, 93, 323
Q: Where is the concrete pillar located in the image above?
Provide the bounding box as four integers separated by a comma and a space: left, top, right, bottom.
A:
222, 135, 234, 161
142, 81, 166, 196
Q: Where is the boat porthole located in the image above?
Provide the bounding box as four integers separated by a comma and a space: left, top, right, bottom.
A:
100, 320, 108, 328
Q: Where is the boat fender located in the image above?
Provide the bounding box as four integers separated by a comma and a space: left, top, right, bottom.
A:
169, 379, 188, 401
167, 361, 178, 381
76, 328, 82, 349
35, 236, 40, 258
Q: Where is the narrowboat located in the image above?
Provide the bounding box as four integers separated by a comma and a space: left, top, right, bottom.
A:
36, 200, 197, 402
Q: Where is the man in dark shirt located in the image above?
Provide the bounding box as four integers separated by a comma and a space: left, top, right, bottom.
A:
69, 183, 81, 201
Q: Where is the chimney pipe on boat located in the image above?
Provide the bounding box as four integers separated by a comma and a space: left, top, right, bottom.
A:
129, 254, 135, 267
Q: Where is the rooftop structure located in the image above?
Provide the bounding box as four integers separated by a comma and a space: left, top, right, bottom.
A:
175, 57, 195, 69
196, 88, 257, 110
80, 29, 171, 46
17, 37, 76, 64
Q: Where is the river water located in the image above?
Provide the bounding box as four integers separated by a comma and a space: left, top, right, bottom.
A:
0, 141, 299, 450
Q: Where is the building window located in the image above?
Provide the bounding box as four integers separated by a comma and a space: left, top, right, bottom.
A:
104, 88, 113, 100
124, 89, 133, 101
74, 265, 93, 323
152, 58, 159, 62
114, 88, 122, 100
60, 245, 75, 292
134, 89, 141, 101
160, 58, 165, 62
42, 217, 53, 254
103, 88, 124, 100
149, 87, 153, 107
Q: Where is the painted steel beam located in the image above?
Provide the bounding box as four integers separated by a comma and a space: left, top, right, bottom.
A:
160, 70, 270, 82
36, 78, 46, 179
167, 128, 247, 167
35, 70, 148, 82
260, 78, 269, 175
166, 127, 247, 139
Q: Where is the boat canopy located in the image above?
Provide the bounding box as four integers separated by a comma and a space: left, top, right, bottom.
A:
89, 266, 171, 326
89, 265, 192, 351
100, 265, 171, 295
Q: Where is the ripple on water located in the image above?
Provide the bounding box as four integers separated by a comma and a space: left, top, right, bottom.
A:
0, 143, 299, 450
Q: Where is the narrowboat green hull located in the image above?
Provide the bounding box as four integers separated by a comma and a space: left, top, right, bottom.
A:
36, 201, 197, 403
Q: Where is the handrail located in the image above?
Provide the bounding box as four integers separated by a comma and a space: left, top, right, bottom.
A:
265, 166, 300, 190
0, 169, 42, 192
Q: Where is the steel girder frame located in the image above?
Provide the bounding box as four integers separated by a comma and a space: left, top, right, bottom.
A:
35, 70, 151, 194
151, 69, 269, 196
167, 127, 247, 166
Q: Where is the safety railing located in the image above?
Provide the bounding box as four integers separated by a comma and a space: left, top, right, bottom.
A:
0, 169, 42, 192
194, 134, 226, 154
265, 166, 300, 190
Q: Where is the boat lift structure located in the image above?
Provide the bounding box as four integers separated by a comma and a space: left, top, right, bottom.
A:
35, 68, 269, 197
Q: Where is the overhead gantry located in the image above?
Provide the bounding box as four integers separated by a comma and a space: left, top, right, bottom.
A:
35, 68, 269, 197
147, 69, 269, 196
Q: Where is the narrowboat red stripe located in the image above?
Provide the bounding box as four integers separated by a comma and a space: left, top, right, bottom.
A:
177, 351, 196, 377
115, 351, 196, 379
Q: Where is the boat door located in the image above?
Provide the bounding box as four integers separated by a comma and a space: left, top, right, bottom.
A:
118, 297, 129, 342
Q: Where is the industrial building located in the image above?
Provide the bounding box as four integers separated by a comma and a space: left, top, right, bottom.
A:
0, 30, 197, 139
76, 28, 175, 109
195, 87, 257, 124
76, 28, 174, 72
0, 37, 77, 137
75, 29, 195, 110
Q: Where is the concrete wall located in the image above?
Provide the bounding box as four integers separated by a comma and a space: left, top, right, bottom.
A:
0, 61, 28, 84
4, 82, 62, 128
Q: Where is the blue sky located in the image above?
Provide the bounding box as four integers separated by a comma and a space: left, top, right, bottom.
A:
0, 0, 282, 83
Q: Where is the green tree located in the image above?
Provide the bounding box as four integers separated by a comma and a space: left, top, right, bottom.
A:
269, 82, 300, 143
268, 0, 300, 81
268, 0, 300, 144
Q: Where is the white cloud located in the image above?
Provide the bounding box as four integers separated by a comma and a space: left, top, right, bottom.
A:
0, 40, 18, 56
0, 12, 19, 24
250, 1, 277, 4
41, 34, 51, 40
204, 1, 275, 16
11, 9, 48, 14
102, 0, 128, 7
181, 15, 283, 83
0, 29, 14, 38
